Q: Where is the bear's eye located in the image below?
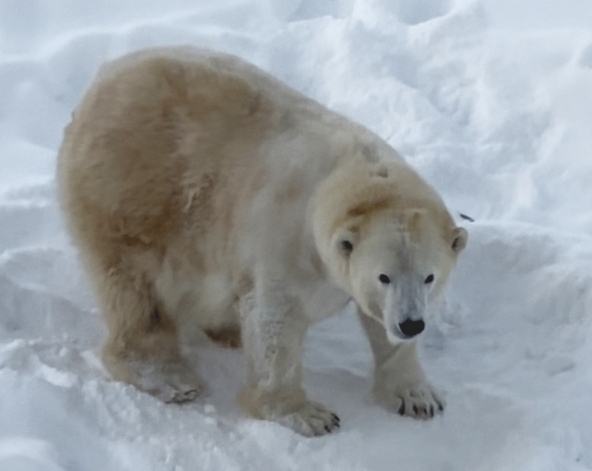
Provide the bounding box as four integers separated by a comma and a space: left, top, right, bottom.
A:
424, 274, 435, 284
340, 240, 353, 253
378, 274, 391, 284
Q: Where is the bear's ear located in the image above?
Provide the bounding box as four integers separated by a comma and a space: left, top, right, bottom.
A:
360, 143, 379, 163
335, 228, 357, 258
369, 163, 388, 179
451, 227, 468, 253
339, 239, 354, 255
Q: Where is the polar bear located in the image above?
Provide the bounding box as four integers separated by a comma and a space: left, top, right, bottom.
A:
57, 47, 468, 437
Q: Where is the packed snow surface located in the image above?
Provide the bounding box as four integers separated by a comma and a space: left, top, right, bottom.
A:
1, 0, 592, 470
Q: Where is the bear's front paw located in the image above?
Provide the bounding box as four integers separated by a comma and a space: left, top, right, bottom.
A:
374, 381, 445, 420
274, 401, 341, 437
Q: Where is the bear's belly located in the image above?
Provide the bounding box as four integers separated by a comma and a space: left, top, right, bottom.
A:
154, 256, 237, 330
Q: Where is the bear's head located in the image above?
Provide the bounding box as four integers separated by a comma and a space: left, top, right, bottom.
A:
312, 160, 467, 342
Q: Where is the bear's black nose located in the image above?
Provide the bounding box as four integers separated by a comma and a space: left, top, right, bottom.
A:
398, 319, 425, 337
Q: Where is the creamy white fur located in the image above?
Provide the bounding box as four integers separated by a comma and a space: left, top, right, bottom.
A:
57, 47, 467, 436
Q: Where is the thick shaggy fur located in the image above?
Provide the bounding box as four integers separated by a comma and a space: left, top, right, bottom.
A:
57, 47, 467, 436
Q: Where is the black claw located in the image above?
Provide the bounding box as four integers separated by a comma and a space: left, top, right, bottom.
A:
398, 402, 406, 416
413, 405, 419, 415
331, 413, 340, 424
429, 405, 435, 417
437, 402, 444, 412
325, 425, 331, 433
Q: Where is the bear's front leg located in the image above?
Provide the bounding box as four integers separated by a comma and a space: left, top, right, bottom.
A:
358, 311, 445, 419
238, 290, 340, 436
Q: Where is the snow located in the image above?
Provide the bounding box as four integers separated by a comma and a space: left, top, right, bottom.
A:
1, 0, 591, 469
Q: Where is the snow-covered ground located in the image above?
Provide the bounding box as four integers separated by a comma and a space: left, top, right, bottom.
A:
1, 0, 592, 469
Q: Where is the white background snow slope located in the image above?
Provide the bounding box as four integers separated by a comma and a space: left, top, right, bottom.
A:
1, 0, 592, 470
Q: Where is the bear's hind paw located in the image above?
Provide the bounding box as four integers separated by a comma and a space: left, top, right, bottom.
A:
145, 361, 205, 403
111, 358, 205, 404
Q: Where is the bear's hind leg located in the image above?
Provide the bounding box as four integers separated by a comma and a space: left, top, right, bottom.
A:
96, 266, 204, 403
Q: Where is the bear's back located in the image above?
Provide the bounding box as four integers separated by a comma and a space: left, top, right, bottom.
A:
57, 48, 297, 251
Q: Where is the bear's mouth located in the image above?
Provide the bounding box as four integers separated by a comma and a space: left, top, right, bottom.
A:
386, 325, 409, 343
362, 298, 426, 342
365, 298, 383, 322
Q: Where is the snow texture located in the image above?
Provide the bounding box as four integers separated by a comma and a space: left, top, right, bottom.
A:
1, 0, 592, 470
